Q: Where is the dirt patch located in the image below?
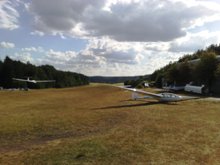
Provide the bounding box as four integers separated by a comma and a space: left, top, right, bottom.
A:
0, 111, 127, 153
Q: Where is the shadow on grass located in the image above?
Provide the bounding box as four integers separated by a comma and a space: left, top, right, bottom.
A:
93, 101, 175, 110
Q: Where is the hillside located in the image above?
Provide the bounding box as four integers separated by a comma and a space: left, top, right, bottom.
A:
89, 76, 140, 83
149, 44, 220, 94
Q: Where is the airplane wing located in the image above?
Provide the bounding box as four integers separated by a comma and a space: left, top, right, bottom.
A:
35, 80, 55, 83
35, 80, 56, 83
13, 78, 28, 82
119, 86, 162, 98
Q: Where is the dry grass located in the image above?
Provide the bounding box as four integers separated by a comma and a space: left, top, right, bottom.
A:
0, 84, 220, 164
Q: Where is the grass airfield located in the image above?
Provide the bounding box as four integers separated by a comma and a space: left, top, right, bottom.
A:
1, 84, 220, 164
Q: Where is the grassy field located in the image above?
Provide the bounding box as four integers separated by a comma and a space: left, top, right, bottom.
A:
1, 84, 220, 164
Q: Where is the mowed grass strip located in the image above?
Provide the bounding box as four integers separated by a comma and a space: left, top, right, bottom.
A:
1, 85, 220, 164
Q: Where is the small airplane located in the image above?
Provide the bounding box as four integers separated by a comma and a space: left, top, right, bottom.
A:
119, 86, 198, 102
13, 77, 55, 84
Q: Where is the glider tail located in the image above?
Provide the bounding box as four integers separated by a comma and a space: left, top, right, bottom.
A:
132, 92, 139, 100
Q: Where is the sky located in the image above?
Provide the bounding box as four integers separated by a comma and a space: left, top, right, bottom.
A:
1, 0, 220, 76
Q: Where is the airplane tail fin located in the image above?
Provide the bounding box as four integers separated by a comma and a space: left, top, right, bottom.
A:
132, 92, 139, 100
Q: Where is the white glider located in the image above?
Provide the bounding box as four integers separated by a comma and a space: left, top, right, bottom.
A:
13, 77, 55, 84
119, 86, 198, 102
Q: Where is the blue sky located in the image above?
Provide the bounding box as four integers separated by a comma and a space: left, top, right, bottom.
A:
1, 0, 220, 76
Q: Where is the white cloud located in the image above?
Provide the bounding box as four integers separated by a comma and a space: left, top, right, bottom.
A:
12, 52, 33, 63
145, 42, 170, 52
169, 30, 220, 53
30, 30, 45, 36
0, 41, 15, 48
5, 0, 220, 76
29, 0, 104, 34
24, 39, 175, 76
14, 38, 192, 76
0, 0, 19, 30
22, 46, 44, 52
28, 0, 214, 42
47, 49, 76, 62
83, 1, 212, 42
20, 38, 145, 76
83, 38, 141, 64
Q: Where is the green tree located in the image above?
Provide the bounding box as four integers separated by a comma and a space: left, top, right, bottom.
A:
192, 52, 218, 87
165, 63, 179, 83
215, 64, 220, 79
0, 60, 3, 87
177, 62, 192, 84
1, 57, 15, 88
0, 56, 89, 89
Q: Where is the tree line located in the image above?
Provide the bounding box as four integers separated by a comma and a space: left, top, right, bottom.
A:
0, 56, 89, 89
149, 44, 220, 93
124, 75, 149, 88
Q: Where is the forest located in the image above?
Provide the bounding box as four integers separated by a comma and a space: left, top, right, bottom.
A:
125, 44, 220, 94
0, 56, 89, 89
149, 44, 220, 93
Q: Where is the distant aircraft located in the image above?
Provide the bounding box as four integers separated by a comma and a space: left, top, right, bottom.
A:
119, 86, 198, 102
13, 77, 55, 84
